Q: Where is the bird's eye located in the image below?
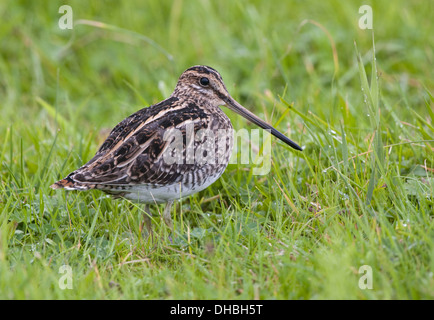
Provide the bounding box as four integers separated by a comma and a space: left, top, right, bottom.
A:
199, 77, 210, 86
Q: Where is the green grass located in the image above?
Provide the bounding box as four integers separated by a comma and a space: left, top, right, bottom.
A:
1, 0, 433, 299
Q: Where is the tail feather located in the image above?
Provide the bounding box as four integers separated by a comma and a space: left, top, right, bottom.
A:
50, 176, 91, 190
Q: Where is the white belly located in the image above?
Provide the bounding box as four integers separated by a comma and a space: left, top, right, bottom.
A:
121, 169, 225, 204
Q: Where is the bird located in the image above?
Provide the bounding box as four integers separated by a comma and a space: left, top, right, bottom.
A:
51, 65, 302, 231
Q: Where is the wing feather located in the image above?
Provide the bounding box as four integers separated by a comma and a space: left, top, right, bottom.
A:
65, 99, 210, 187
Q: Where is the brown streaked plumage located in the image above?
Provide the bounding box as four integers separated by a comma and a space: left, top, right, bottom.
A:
51, 65, 302, 229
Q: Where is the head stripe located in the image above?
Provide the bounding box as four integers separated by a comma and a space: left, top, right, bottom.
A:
185, 65, 223, 81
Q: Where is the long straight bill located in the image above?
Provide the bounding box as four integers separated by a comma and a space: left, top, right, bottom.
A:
225, 97, 303, 151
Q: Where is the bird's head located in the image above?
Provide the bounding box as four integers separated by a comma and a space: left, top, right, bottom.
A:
173, 65, 229, 108
173, 65, 303, 151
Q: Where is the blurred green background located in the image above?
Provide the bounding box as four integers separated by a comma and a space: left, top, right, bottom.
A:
3, 0, 433, 127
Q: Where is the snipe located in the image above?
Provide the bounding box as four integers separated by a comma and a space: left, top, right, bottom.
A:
51, 65, 302, 229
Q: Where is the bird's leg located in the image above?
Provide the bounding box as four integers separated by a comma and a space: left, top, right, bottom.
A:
163, 200, 174, 229
142, 204, 153, 238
